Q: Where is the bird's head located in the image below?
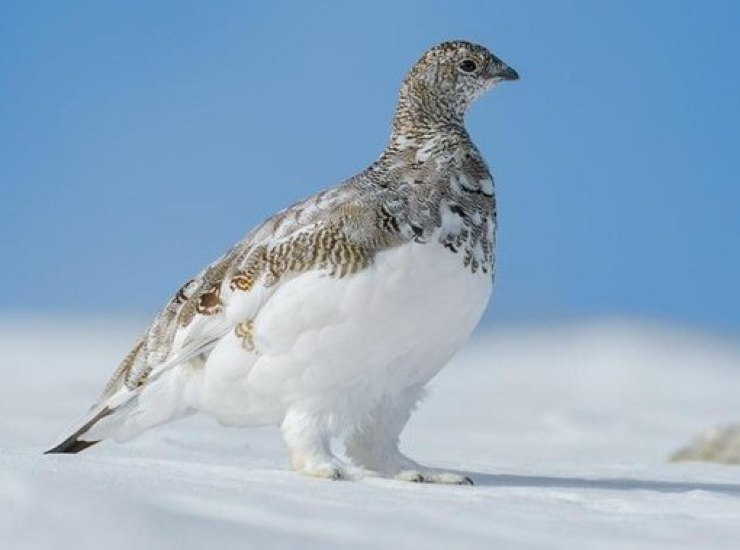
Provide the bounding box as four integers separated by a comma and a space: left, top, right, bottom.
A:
394, 41, 518, 133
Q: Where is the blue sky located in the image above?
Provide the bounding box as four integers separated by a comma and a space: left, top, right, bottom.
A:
1, 1, 738, 331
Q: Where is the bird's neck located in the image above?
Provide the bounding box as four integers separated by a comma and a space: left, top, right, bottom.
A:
390, 82, 466, 143
385, 112, 472, 163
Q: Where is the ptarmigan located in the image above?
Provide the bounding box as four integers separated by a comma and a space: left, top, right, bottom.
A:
46, 40, 519, 484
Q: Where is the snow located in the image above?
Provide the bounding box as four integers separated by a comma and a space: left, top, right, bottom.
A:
2, 316, 740, 549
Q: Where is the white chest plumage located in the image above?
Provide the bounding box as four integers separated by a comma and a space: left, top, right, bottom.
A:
191, 238, 492, 429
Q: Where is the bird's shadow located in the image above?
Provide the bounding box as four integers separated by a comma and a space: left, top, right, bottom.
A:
466, 471, 740, 496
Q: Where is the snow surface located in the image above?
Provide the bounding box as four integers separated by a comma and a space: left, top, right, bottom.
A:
2, 316, 740, 549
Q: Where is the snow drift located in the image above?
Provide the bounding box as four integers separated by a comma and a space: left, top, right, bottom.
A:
1, 316, 739, 549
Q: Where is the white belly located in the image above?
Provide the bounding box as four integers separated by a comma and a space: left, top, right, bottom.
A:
191, 240, 492, 429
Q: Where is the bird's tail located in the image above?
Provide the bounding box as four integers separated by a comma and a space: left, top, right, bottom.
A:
44, 406, 114, 454
45, 438, 99, 454
44, 359, 197, 455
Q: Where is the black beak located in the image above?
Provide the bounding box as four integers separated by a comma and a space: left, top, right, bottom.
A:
498, 65, 519, 81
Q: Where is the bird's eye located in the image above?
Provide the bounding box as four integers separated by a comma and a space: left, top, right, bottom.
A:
459, 59, 477, 73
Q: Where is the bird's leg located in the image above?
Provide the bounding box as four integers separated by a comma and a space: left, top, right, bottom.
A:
281, 408, 346, 480
345, 387, 472, 485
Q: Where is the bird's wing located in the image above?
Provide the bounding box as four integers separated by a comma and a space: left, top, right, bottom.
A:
101, 185, 376, 402
46, 182, 415, 451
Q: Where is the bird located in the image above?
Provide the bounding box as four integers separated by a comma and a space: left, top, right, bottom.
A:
46, 40, 519, 484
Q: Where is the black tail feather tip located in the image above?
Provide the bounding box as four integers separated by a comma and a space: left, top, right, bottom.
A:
44, 406, 112, 455
44, 438, 100, 454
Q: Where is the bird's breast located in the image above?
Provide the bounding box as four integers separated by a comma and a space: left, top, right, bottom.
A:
193, 234, 493, 427
253, 236, 492, 387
